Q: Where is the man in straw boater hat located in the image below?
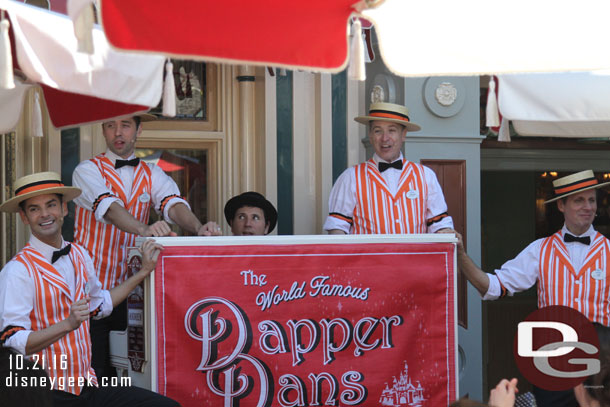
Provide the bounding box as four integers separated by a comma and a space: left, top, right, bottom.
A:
0, 172, 178, 406
323, 102, 453, 234
453, 170, 610, 407
224, 192, 278, 236
72, 114, 222, 379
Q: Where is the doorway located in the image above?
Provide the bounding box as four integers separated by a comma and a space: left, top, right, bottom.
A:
481, 166, 610, 397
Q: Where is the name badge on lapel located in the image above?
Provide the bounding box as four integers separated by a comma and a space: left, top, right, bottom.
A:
139, 192, 150, 203
406, 190, 419, 200
591, 269, 606, 281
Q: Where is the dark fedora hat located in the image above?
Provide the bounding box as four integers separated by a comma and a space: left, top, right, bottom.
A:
224, 192, 277, 234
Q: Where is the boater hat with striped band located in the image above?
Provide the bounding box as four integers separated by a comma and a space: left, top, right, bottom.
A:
0, 172, 81, 212
544, 170, 610, 204
354, 102, 421, 132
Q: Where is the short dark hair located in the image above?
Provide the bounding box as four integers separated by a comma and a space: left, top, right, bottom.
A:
18, 194, 63, 212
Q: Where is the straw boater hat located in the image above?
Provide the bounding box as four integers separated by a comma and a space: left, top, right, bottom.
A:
0, 172, 81, 213
354, 102, 421, 132
545, 170, 610, 204
224, 192, 278, 234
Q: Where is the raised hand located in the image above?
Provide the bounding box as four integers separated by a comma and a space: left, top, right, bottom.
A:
66, 298, 90, 331
143, 220, 177, 237
139, 238, 164, 274
198, 221, 222, 236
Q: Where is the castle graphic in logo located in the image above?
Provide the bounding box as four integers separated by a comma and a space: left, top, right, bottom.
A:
379, 361, 425, 407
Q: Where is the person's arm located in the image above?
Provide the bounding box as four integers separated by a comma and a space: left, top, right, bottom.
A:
109, 239, 163, 307
73, 160, 172, 237
24, 299, 89, 355
0, 261, 92, 355
104, 202, 175, 237
167, 203, 221, 236
454, 231, 540, 299
454, 230, 491, 296
149, 165, 221, 236
323, 168, 356, 234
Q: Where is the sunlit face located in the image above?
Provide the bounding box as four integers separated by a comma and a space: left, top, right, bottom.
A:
101, 117, 141, 159
230, 206, 269, 236
368, 121, 407, 162
19, 194, 67, 247
557, 189, 597, 235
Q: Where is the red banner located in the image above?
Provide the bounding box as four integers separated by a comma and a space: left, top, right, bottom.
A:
154, 241, 456, 406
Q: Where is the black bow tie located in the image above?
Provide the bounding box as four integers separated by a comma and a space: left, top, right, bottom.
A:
115, 158, 140, 169
51, 244, 72, 263
378, 160, 403, 173
564, 233, 590, 245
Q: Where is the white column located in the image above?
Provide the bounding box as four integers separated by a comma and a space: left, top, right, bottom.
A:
264, 69, 278, 234
347, 77, 366, 166
237, 65, 256, 191
316, 74, 333, 233
292, 72, 317, 235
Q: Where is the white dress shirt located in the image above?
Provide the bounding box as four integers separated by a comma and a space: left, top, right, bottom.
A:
485, 224, 598, 299
72, 149, 189, 225
323, 153, 454, 233
0, 236, 112, 354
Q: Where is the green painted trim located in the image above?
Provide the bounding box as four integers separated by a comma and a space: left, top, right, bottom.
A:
331, 71, 347, 182
60, 128, 80, 241
276, 72, 293, 235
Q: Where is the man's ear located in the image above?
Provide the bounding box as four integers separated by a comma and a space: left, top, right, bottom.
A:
18, 209, 28, 225
557, 199, 565, 214
62, 201, 69, 217
573, 383, 597, 407
264, 222, 270, 235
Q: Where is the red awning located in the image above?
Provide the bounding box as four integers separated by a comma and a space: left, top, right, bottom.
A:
100, 0, 359, 72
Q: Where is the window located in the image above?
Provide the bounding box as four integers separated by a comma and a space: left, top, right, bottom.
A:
147, 62, 217, 132
135, 147, 210, 234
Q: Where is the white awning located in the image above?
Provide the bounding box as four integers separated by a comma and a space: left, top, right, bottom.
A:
364, 0, 610, 77
498, 72, 610, 138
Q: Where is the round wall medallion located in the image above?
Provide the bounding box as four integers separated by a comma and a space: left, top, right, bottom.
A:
435, 82, 457, 106
370, 85, 385, 104
423, 77, 466, 118
371, 74, 396, 104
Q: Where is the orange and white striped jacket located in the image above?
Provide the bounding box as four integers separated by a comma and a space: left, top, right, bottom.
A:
352, 160, 428, 234
14, 243, 97, 395
325, 157, 452, 234
538, 231, 610, 325
74, 154, 152, 290
326, 158, 452, 234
